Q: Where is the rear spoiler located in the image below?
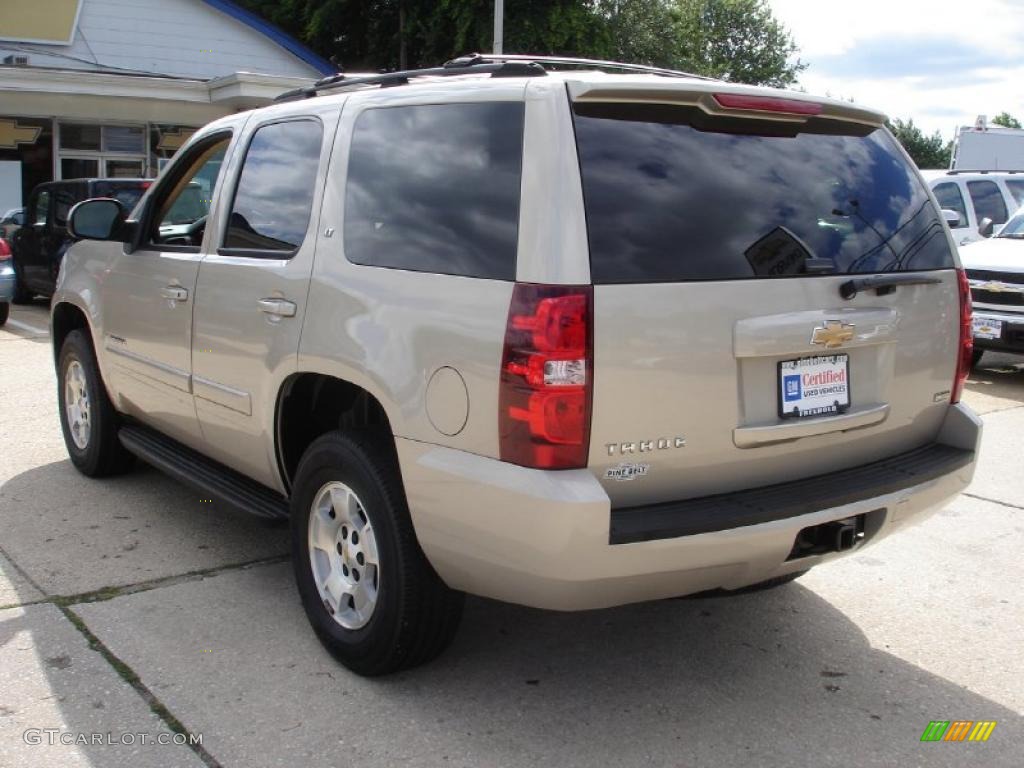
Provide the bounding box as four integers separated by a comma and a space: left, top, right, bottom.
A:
565, 79, 886, 129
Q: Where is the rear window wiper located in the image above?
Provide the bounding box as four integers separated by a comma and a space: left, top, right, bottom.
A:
839, 273, 942, 300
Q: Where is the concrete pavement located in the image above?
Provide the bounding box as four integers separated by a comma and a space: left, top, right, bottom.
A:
1, 301, 1022, 767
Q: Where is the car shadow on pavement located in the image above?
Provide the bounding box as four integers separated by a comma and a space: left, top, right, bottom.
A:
0, 459, 289, 598
1, 459, 1020, 767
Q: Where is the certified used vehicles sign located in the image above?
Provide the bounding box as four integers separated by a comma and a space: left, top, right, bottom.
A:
779, 354, 850, 418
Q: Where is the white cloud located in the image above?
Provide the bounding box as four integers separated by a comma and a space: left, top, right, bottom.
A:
769, 0, 1024, 138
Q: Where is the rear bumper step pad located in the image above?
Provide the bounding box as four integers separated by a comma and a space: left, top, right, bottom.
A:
610, 443, 973, 544
119, 424, 289, 520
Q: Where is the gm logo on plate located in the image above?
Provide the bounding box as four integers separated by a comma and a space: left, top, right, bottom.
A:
784, 374, 802, 402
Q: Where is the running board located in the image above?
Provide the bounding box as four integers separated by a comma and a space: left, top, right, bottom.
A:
118, 425, 289, 520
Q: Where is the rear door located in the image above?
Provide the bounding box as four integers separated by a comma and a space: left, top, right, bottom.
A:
569, 93, 962, 507
190, 104, 339, 490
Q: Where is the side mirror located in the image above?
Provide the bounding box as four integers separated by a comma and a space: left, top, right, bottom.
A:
67, 198, 132, 242
941, 209, 962, 228
978, 217, 995, 238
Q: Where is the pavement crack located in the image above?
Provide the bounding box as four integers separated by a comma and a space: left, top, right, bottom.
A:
962, 492, 1024, 511
52, 554, 290, 607
60, 604, 223, 768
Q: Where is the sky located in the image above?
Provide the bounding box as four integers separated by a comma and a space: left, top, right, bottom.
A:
768, 0, 1024, 139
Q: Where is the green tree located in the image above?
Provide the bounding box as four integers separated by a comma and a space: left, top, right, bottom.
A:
886, 118, 951, 169
670, 0, 806, 86
236, 0, 805, 87
992, 111, 1022, 129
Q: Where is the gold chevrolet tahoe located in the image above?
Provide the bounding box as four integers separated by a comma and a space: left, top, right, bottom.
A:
50, 55, 982, 676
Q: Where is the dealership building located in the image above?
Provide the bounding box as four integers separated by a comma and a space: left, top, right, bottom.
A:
0, 0, 333, 213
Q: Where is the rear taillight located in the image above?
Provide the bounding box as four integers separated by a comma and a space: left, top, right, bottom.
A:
952, 268, 973, 404
0, 238, 10, 260
499, 283, 593, 469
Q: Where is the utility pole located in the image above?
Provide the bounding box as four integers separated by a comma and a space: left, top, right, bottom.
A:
493, 0, 504, 54
399, 1, 407, 70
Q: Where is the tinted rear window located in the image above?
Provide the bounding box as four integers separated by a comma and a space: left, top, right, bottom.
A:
344, 102, 523, 280
572, 103, 955, 283
92, 182, 148, 213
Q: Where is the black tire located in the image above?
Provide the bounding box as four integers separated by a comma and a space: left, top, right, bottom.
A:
971, 349, 983, 368
0, 302, 8, 326
57, 329, 134, 477
291, 431, 464, 676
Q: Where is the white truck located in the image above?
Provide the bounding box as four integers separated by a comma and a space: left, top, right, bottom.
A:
952, 118, 1024, 171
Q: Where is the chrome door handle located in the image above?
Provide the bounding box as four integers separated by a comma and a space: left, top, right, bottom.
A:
161, 285, 188, 302
258, 298, 296, 318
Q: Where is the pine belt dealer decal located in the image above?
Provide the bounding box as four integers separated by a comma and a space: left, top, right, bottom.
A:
604, 463, 650, 482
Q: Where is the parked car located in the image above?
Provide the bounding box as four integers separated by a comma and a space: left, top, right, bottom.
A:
10, 178, 151, 301
0, 207, 25, 241
960, 206, 1024, 364
922, 170, 1024, 246
0, 237, 13, 326
52, 55, 981, 676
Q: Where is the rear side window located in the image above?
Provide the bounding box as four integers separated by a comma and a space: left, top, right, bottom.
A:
967, 180, 1008, 226
572, 103, 955, 283
224, 119, 323, 253
933, 183, 968, 228
344, 102, 524, 280
1005, 179, 1024, 208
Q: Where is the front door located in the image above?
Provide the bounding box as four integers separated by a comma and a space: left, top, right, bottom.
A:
101, 129, 241, 446
190, 109, 337, 490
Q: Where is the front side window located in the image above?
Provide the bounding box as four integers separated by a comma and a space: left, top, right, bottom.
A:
33, 190, 50, 226
148, 134, 230, 248
223, 119, 323, 253
967, 180, 1008, 226
933, 182, 968, 228
344, 102, 524, 280
572, 103, 955, 283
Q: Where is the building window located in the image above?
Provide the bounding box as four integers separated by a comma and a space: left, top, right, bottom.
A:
103, 126, 145, 154
57, 122, 148, 181
59, 123, 101, 152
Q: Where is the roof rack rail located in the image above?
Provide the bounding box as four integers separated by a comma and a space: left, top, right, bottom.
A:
275, 51, 715, 102
448, 52, 715, 81
275, 58, 546, 102
946, 169, 1024, 175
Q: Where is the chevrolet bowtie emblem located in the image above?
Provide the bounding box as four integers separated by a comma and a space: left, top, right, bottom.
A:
811, 320, 855, 348
979, 281, 1022, 293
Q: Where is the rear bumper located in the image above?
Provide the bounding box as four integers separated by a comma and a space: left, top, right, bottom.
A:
397, 403, 982, 611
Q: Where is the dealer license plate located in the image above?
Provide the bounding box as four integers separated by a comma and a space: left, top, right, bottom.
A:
972, 317, 1002, 340
779, 354, 851, 419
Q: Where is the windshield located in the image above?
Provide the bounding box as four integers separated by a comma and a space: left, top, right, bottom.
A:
996, 209, 1024, 238
572, 103, 955, 283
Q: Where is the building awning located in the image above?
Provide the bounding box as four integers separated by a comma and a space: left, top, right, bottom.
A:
0, 66, 312, 124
